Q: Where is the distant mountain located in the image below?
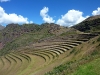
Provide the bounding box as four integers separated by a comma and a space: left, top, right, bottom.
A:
72, 15, 100, 33
0, 23, 68, 43
0, 25, 5, 30
0, 23, 71, 55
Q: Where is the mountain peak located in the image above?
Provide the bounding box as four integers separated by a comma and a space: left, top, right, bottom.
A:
85, 15, 100, 21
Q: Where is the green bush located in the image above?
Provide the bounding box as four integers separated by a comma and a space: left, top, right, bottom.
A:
97, 36, 100, 42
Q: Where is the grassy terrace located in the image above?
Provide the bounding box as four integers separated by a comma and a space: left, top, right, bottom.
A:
0, 33, 98, 75
0, 15, 100, 75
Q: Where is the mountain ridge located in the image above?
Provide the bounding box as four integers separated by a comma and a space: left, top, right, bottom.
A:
0, 15, 100, 75
72, 15, 100, 32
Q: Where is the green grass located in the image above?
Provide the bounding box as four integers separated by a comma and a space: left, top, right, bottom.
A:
44, 36, 100, 75
72, 58, 100, 75
70, 48, 76, 54
97, 36, 100, 42
60, 32, 77, 36
0, 32, 54, 56
44, 55, 100, 75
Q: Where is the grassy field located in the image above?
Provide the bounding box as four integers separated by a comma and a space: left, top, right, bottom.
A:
0, 34, 92, 75
44, 35, 100, 75
0, 23, 100, 75
73, 58, 100, 75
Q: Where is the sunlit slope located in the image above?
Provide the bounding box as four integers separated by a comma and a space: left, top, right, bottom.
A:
0, 33, 97, 75
45, 35, 100, 75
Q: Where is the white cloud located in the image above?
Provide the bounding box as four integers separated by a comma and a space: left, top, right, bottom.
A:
40, 7, 55, 23
92, 7, 100, 15
0, 6, 32, 25
56, 9, 89, 27
30, 21, 33, 24
0, 0, 10, 2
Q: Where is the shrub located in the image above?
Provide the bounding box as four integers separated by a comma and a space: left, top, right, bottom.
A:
97, 36, 100, 42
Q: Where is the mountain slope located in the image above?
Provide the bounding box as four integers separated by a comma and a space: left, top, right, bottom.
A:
0, 15, 100, 75
0, 25, 5, 30
0, 23, 71, 56
72, 15, 100, 33
44, 35, 100, 75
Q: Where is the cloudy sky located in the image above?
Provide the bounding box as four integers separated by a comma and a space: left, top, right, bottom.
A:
0, 0, 100, 26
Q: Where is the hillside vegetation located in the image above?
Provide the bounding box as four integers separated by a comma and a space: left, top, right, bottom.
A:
0, 23, 69, 56
72, 15, 100, 33
45, 35, 100, 75
0, 15, 100, 75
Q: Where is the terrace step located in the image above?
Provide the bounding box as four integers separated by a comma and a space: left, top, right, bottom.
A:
14, 52, 31, 63
6, 54, 19, 75
0, 56, 11, 75
33, 50, 55, 59
0, 58, 4, 71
